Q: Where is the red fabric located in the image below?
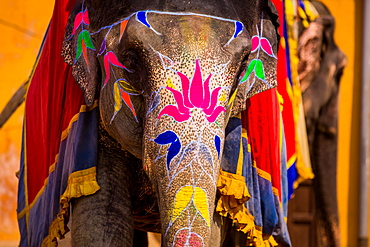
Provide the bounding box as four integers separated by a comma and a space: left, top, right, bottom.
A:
272, 0, 297, 164
25, 0, 83, 203
244, 88, 282, 200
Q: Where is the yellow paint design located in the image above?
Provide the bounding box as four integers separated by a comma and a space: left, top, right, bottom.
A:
218, 92, 227, 102
193, 187, 210, 227
166, 77, 176, 89
113, 82, 122, 113
228, 89, 238, 106
172, 186, 193, 223
118, 79, 140, 94
172, 186, 210, 227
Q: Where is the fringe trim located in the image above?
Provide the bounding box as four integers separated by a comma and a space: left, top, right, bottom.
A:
216, 170, 254, 233
41, 167, 100, 246
247, 228, 279, 247
216, 170, 279, 247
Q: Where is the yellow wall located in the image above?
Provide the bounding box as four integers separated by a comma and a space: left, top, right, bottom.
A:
319, 0, 362, 246
0, 0, 54, 243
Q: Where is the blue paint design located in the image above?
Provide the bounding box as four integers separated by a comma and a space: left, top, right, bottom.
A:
154, 131, 182, 170
215, 135, 221, 158
137, 11, 151, 28
225, 21, 244, 46
234, 21, 244, 38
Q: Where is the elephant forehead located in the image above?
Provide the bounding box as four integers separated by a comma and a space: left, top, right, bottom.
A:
139, 11, 246, 44
120, 12, 250, 90
123, 11, 250, 64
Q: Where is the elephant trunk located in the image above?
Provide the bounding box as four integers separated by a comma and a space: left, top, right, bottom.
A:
144, 111, 224, 246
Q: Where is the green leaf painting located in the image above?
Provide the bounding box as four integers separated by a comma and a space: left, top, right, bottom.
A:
76, 30, 96, 61
240, 59, 265, 83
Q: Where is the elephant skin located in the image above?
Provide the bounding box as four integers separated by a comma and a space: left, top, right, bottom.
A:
61, 0, 280, 246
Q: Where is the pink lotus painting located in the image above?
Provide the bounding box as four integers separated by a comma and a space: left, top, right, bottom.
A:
158, 60, 226, 123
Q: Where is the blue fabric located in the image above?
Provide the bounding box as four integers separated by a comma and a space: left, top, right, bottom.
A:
222, 116, 291, 246
17, 107, 99, 246
287, 162, 299, 199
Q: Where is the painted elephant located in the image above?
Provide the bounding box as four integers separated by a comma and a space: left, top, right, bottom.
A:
298, 1, 346, 246
59, 0, 280, 246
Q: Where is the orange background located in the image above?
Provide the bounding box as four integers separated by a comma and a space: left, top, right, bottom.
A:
0, 0, 54, 245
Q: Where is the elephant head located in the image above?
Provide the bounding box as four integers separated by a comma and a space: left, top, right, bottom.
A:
62, 0, 279, 245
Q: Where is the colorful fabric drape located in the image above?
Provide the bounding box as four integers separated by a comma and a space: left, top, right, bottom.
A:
219, 89, 291, 246
245, 88, 291, 246
274, 0, 314, 199
218, 1, 315, 245
17, 0, 100, 246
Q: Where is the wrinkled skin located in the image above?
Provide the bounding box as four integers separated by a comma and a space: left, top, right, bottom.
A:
62, 0, 279, 246
298, 1, 346, 246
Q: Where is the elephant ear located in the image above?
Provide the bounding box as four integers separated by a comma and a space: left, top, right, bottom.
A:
62, 1, 100, 106
231, 1, 279, 116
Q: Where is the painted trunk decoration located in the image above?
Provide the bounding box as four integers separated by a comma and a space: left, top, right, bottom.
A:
145, 59, 229, 244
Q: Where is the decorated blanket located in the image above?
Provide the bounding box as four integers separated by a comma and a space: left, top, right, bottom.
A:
17, 0, 100, 245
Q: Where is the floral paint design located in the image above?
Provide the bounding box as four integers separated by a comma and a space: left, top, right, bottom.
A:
70, 7, 95, 69
73, 9, 90, 35
154, 131, 182, 170
152, 59, 226, 246
168, 186, 210, 247
158, 60, 226, 123
103, 51, 130, 87
214, 135, 221, 158
171, 186, 210, 227
174, 229, 204, 247
111, 79, 140, 123
251, 34, 276, 57
75, 30, 96, 69
239, 20, 276, 87
70, 6, 136, 122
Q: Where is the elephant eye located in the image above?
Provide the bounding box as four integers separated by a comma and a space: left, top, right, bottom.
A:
120, 49, 141, 69
236, 53, 250, 78
119, 49, 147, 91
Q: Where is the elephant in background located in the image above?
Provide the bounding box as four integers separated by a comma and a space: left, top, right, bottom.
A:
297, 1, 346, 246
60, 0, 280, 246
